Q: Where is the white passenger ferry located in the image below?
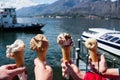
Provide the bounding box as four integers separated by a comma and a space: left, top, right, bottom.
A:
0, 7, 44, 31
81, 28, 120, 56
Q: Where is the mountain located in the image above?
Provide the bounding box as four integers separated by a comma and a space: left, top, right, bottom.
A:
17, 0, 81, 16
16, 0, 120, 18
70, 0, 120, 17
16, 4, 48, 16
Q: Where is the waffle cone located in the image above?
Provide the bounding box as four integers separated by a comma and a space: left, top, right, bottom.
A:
37, 51, 46, 62
14, 51, 24, 67
89, 50, 98, 62
61, 46, 71, 61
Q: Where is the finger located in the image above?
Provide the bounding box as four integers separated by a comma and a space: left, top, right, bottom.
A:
69, 60, 73, 64
100, 54, 106, 62
5, 64, 17, 70
62, 71, 68, 77
65, 61, 70, 67
61, 58, 64, 62
10, 66, 26, 75
45, 65, 53, 71
61, 58, 70, 63
62, 68, 69, 79
88, 56, 92, 61
61, 62, 66, 67
34, 58, 40, 66
62, 72, 65, 77
88, 58, 92, 65
34, 58, 46, 69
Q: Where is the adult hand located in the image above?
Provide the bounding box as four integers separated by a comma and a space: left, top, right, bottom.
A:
61, 59, 85, 80
34, 58, 53, 80
0, 64, 26, 80
89, 54, 107, 73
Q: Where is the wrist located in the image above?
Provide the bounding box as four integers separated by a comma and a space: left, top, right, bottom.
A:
100, 68, 108, 75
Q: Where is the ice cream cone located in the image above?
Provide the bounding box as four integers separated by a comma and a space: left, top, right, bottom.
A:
37, 50, 46, 62
85, 38, 98, 62
57, 33, 74, 62
6, 40, 25, 67
30, 34, 49, 62
14, 50, 24, 67
6, 40, 27, 80
61, 46, 71, 61
57, 33, 74, 79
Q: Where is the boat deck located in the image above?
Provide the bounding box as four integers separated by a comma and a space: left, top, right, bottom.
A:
77, 60, 90, 72
73, 58, 90, 73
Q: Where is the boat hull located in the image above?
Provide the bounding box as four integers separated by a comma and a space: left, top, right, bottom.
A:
0, 23, 45, 31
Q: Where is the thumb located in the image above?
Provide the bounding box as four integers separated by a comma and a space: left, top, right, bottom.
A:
34, 58, 46, 69
100, 54, 105, 62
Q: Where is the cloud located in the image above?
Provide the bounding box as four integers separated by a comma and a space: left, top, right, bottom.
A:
111, 0, 117, 2
0, 0, 39, 9
34, 0, 57, 4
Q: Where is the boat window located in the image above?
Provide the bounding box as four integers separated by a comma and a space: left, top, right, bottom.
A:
104, 36, 113, 40
4, 9, 7, 12
110, 37, 119, 42
116, 39, 120, 44
10, 15, 12, 17
100, 34, 107, 39
3, 15, 7, 17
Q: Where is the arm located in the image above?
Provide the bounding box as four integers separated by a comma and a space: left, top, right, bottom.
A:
61, 60, 85, 80
89, 54, 119, 78
34, 58, 53, 80
102, 68, 119, 78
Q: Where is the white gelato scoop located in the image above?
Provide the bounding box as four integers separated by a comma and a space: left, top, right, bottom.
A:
6, 39, 25, 59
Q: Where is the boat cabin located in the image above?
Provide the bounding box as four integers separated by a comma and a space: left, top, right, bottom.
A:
0, 8, 17, 28
100, 33, 120, 44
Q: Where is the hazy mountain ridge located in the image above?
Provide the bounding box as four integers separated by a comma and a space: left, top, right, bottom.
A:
17, 0, 120, 18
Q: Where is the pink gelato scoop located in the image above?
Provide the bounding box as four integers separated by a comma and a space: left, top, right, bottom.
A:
57, 33, 74, 47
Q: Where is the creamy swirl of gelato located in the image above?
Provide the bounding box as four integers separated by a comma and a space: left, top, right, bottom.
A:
57, 33, 74, 47
30, 34, 49, 51
6, 39, 25, 58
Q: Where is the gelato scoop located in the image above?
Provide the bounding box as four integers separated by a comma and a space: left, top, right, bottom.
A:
57, 33, 74, 47
30, 34, 49, 62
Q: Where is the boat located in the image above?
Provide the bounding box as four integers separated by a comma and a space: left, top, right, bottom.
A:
0, 7, 44, 31
81, 28, 120, 56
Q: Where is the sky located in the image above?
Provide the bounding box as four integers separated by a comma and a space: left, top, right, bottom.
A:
0, 0, 57, 9
0, 0, 118, 10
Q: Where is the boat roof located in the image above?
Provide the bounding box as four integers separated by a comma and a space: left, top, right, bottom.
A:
0, 7, 16, 10
88, 28, 120, 38
89, 28, 120, 33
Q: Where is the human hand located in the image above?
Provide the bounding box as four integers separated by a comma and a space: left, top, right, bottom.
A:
34, 58, 53, 80
0, 64, 26, 80
61, 59, 85, 80
89, 54, 107, 73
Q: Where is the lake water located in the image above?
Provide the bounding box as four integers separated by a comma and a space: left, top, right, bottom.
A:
0, 17, 120, 80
